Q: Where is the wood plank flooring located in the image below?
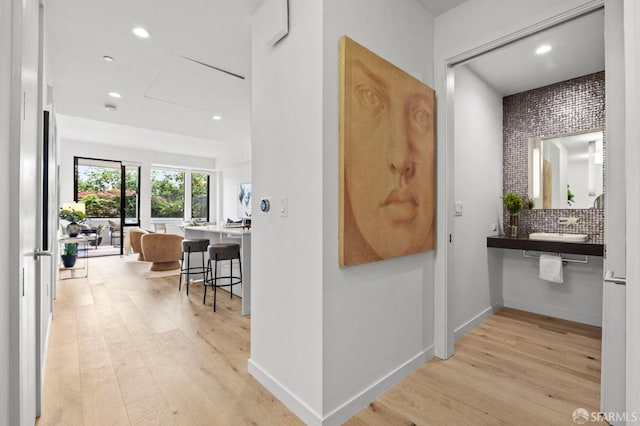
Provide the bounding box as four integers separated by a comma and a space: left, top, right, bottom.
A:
38, 255, 603, 425
38, 255, 301, 426
347, 308, 603, 426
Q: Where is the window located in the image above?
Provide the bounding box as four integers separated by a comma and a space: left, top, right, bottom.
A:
75, 158, 122, 218
191, 173, 210, 221
124, 165, 141, 225
151, 168, 185, 219
75, 158, 141, 226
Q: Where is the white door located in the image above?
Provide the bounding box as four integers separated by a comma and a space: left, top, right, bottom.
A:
600, 0, 626, 423
623, 0, 640, 417
14, 0, 43, 423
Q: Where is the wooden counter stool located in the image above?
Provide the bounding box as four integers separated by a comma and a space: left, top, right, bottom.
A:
204, 243, 242, 312
179, 239, 210, 294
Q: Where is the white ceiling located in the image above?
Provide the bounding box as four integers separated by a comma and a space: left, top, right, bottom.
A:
47, 0, 265, 159
465, 9, 604, 96
47, 0, 464, 159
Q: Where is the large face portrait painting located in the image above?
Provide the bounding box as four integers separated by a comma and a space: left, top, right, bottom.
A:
339, 36, 435, 267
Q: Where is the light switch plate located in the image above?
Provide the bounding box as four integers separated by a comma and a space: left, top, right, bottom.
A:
279, 197, 288, 217
454, 201, 463, 217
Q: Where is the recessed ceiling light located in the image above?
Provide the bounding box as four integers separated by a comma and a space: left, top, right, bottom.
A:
105, 104, 117, 111
103, 55, 114, 62
108, 92, 122, 98
212, 115, 222, 120
536, 44, 552, 55
132, 27, 151, 38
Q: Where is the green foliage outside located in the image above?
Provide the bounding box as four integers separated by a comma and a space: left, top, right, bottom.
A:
191, 173, 209, 220
151, 169, 185, 218
77, 165, 208, 220
76, 166, 138, 219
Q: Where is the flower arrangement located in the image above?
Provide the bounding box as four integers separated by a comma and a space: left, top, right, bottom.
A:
59, 208, 86, 224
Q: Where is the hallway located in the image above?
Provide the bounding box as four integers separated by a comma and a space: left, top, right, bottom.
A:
38, 255, 300, 425
38, 255, 603, 425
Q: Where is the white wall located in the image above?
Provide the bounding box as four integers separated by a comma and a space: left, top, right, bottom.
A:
249, 1, 325, 423
221, 161, 251, 221
251, 1, 436, 422
503, 251, 603, 326
60, 138, 216, 231
451, 65, 504, 339
321, 0, 435, 422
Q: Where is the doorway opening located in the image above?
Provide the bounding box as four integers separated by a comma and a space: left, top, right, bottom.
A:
74, 157, 141, 257
442, 4, 614, 420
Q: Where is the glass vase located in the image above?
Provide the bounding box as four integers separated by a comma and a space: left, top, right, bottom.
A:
507, 213, 519, 238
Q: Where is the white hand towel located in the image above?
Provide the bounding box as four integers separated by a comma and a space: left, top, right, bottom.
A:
539, 254, 563, 283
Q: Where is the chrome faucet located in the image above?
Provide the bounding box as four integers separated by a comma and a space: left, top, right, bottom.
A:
558, 217, 580, 225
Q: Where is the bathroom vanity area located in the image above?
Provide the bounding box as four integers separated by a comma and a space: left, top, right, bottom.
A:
483, 69, 607, 328
486, 233, 604, 326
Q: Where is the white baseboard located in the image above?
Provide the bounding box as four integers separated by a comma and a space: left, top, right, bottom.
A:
322, 346, 434, 425
248, 359, 323, 425
504, 299, 602, 326
454, 301, 504, 341
248, 345, 435, 426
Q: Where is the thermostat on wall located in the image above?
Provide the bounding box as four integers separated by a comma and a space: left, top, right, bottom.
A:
260, 198, 271, 213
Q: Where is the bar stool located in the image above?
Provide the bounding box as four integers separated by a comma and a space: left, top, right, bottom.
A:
204, 243, 242, 312
179, 239, 210, 294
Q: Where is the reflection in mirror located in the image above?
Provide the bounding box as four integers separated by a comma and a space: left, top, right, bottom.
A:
528, 129, 604, 210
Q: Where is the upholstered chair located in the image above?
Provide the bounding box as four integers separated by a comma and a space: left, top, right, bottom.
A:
129, 229, 149, 261
140, 233, 184, 271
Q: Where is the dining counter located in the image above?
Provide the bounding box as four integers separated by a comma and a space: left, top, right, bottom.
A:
184, 225, 251, 316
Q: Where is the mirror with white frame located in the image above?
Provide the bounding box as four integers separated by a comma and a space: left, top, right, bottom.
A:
528, 129, 604, 210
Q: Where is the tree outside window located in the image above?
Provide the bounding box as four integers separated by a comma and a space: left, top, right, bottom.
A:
77, 165, 122, 218
75, 160, 140, 223
151, 169, 185, 218
191, 173, 209, 221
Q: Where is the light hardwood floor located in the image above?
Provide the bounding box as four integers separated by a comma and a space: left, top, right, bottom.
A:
38, 255, 603, 425
347, 308, 603, 426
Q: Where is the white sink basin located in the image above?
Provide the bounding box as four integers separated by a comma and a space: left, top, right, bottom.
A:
529, 232, 588, 243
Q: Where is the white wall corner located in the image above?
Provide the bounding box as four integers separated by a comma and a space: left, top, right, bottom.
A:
248, 359, 323, 426
454, 301, 504, 341
249, 346, 435, 425
321, 346, 434, 426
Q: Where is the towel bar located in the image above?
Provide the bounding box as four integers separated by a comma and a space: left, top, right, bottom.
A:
522, 250, 588, 264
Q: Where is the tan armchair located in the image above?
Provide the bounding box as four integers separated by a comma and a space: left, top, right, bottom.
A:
140, 233, 184, 271
129, 229, 149, 261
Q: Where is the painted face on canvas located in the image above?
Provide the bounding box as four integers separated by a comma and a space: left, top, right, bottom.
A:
343, 38, 435, 263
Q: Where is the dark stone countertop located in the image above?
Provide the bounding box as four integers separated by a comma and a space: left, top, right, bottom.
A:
486, 234, 604, 256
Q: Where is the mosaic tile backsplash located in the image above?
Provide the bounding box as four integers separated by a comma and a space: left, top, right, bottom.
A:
503, 71, 605, 242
